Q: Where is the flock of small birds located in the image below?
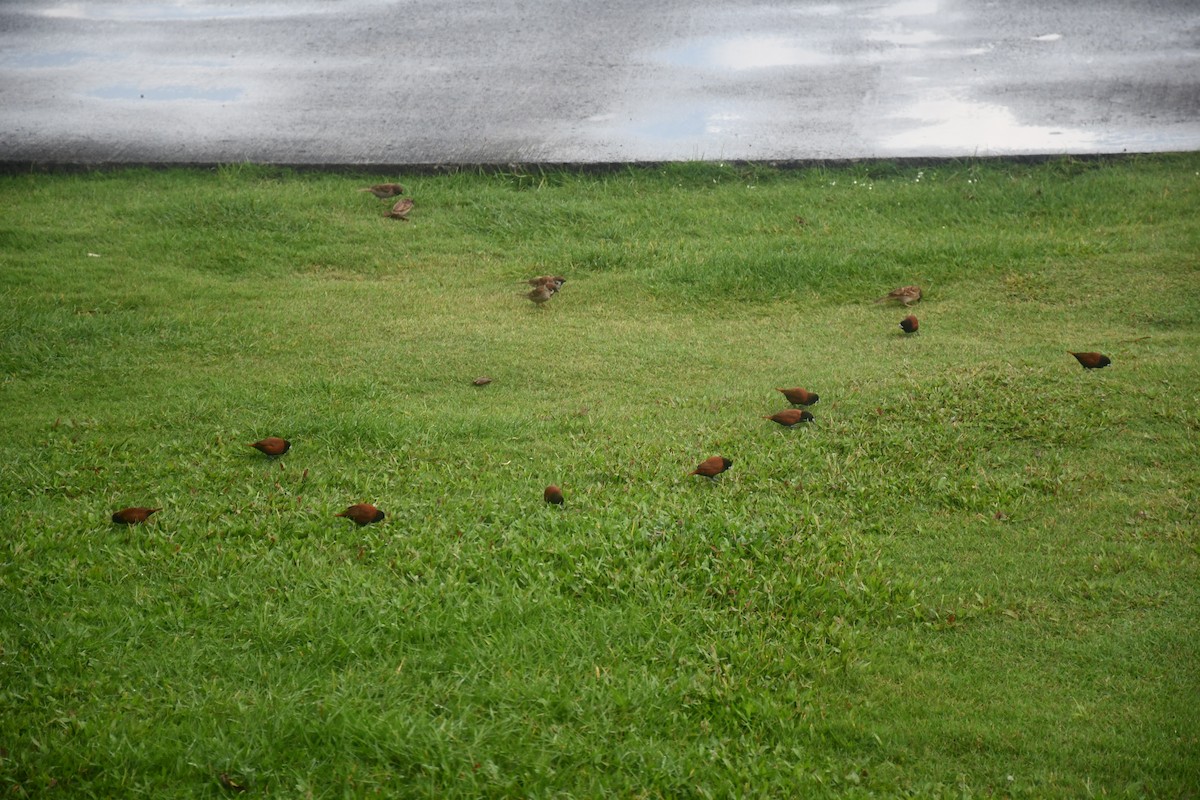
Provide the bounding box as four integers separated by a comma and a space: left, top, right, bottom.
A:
106, 193, 1113, 528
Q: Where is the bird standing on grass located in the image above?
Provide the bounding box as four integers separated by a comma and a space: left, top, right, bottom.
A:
765, 409, 814, 427
691, 456, 732, 479
526, 275, 566, 291
335, 503, 386, 526
360, 183, 405, 198
544, 485, 564, 505
876, 285, 923, 305
777, 387, 819, 406
900, 315, 919, 334
526, 284, 557, 307
247, 437, 290, 456
385, 198, 414, 220
1069, 351, 1111, 369
112, 507, 160, 525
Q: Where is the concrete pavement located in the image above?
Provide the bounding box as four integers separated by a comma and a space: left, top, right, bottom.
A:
1, 0, 1197, 166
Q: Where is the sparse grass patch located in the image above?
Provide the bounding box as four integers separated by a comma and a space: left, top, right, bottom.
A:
1, 155, 1198, 797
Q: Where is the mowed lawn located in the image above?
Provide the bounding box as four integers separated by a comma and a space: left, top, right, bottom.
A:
1, 157, 1198, 798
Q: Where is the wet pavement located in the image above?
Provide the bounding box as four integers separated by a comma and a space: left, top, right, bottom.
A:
1, 0, 1198, 165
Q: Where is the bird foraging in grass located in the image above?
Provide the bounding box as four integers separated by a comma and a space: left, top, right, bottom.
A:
777, 387, 819, 406
900, 315, 919, 334
335, 503, 386, 526
112, 507, 160, 525
247, 437, 290, 456
360, 183, 405, 198
876, 285, 922, 305
1069, 351, 1111, 369
526, 284, 557, 306
544, 485, 564, 505
691, 456, 732, 479
765, 408, 814, 427
526, 275, 566, 291
385, 198, 414, 220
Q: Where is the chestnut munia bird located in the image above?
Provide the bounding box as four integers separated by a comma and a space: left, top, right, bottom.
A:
900, 315, 918, 334
360, 183, 405, 198
544, 485, 564, 505
876, 285, 922, 305
385, 198, 414, 220
247, 437, 290, 456
526, 284, 556, 306
777, 387, 819, 406
112, 507, 160, 525
1069, 351, 1111, 369
765, 408, 814, 427
335, 503, 386, 526
691, 456, 732, 479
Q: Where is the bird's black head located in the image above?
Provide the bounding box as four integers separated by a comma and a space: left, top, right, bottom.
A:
372, 509, 386, 523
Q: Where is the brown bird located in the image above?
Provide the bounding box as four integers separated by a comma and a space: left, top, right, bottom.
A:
360, 183, 405, 198
247, 437, 290, 456
1069, 351, 1111, 369
876, 285, 923, 305
691, 456, 733, 479
385, 198, 414, 220
526, 284, 556, 306
112, 506, 160, 525
472, 376, 493, 386
335, 503, 386, 526
544, 485, 564, 505
776, 387, 819, 406
526, 275, 566, 291
900, 315, 919, 334
765, 408, 814, 427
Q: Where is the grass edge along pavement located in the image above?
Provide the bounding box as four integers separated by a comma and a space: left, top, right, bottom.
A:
0, 155, 1198, 797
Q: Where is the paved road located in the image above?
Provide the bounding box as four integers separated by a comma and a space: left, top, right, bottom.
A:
1, 0, 1198, 165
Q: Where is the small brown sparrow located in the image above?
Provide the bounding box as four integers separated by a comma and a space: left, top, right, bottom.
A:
385, 198, 414, 220
876, 285, 922, 305
526, 275, 566, 291
360, 183, 405, 198
472, 376, 493, 386
526, 284, 556, 306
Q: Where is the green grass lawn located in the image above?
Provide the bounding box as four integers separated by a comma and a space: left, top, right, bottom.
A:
1, 156, 1198, 798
